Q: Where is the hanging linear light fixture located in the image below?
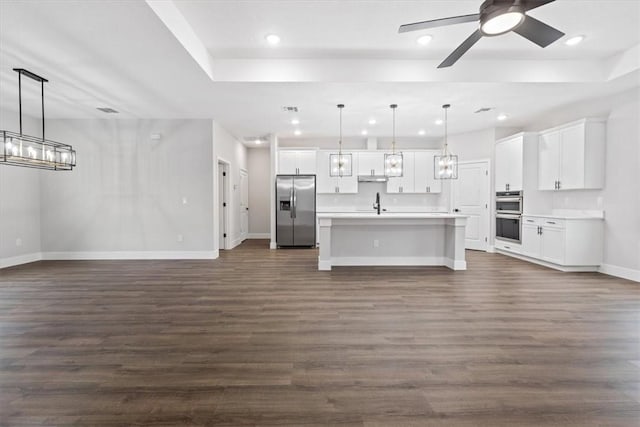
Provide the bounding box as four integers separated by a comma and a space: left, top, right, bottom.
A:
1, 68, 76, 171
329, 104, 352, 177
385, 104, 403, 177
434, 103, 457, 180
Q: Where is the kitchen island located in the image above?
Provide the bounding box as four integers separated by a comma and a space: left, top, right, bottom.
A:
317, 212, 467, 271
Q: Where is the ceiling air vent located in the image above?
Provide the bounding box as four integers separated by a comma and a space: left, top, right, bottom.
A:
97, 107, 119, 113
282, 106, 298, 113
474, 107, 493, 114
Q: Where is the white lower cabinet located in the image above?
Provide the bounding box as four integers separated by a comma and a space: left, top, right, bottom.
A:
515, 215, 603, 269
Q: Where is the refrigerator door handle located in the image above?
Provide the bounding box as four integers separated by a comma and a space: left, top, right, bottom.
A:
289, 187, 294, 219
292, 186, 297, 219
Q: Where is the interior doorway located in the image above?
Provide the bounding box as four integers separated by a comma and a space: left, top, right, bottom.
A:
239, 169, 249, 242
451, 160, 491, 251
218, 160, 229, 250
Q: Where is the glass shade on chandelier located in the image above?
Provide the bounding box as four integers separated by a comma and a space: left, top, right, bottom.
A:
0, 68, 76, 171
434, 103, 457, 180
384, 153, 403, 177
1, 131, 75, 170
385, 104, 403, 177
330, 153, 352, 177
329, 104, 352, 177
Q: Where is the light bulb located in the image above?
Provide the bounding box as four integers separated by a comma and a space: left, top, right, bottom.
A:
481, 11, 524, 36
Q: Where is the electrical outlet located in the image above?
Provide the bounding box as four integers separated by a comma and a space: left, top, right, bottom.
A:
15, 237, 22, 247
373, 239, 379, 248
177, 234, 184, 242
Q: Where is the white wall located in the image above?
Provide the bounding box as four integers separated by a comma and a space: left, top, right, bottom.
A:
212, 120, 247, 249
521, 88, 640, 278
39, 119, 215, 256
247, 147, 270, 235
0, 109, 42, 267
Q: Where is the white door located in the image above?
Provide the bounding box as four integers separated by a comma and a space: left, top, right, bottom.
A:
507, 137, 523, 191
559, 124, 585, 190
357, 152, 384, 176
494, 141, 510, 192
541, 226, 565, 264
521, 223, 541, 258
239, 169, 249, 242
278, 151, 297, 174
452, 161, 490, 251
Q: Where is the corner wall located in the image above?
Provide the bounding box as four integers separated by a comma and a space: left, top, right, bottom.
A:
247, 147, 270, 236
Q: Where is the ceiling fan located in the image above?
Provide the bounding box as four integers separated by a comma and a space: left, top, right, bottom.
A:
399, 0, 565, 68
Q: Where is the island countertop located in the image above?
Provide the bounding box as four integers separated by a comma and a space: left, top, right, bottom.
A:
316, 212, 468, 220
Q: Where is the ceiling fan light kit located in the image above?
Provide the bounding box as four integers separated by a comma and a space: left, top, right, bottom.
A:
399, 0, 565, 68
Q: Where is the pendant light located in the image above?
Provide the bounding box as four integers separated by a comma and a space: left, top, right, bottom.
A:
384, 104, 403, 177
329, 104, 352, 177
434, 103, 457, 180
1, 68, 76, 171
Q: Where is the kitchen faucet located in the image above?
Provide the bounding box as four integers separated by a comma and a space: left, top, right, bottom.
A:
373, 192, 381, 215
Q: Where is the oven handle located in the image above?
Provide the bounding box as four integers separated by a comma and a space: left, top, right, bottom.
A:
496, 213, 522, 220
496, 197, 523, 202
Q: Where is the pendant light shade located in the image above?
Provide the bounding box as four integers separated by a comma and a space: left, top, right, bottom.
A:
330, 104, 352, 177
434, 104, 457, 180
1, 69, 76, 171
385, 104, 403, 177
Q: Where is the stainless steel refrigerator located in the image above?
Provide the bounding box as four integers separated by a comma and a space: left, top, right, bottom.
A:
276, 175, 316, 247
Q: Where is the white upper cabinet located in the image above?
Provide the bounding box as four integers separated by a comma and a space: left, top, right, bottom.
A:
386, 152, 415, 194
537, 119, 606, 191
315, 150, 358, 194
495, 134, 524, 192
278, 150, 317, 175
357, 152, 385, 176
413, 151, 442, 194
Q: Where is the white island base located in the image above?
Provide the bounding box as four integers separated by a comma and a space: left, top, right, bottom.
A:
317, 213, 468, 271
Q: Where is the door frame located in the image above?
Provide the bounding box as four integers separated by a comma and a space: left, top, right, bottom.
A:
450, 159, 492, 252
217, 158, 231, 251
239, 168, 249, 242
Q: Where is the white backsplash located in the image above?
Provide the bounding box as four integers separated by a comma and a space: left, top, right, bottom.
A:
317, 182, 449, 213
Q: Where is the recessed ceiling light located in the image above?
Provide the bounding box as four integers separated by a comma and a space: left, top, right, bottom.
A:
294, 129, 301, 136
435, 119, 443, 125
565, 35, 585, 46
497, 113, 508, 121
265, 34, 280, 46
254, 139, 262, 145
416, 35, 433, 46
368, 118, 376, 125
418, 129, 426, 136
361, 129, 368, 136
291, 118, 299, 125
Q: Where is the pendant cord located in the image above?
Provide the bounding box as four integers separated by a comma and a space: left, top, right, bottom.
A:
18, 72, 22, 135
444, 106, 448, 155
339, 105, 342, 156
41, 80, 45, 141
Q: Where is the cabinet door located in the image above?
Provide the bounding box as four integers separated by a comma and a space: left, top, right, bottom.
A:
315, 151, 337, 194
296, 151, 317, 175
358, 152, 385, 176
559, 124, 585, 190
278, 151, 298, 175
508, 137, 523, 191
413, 151, 442, 193
494, 141, 510, 192
541, 226, 565, 264
521, 223, 541, 258
538, 132, 561, 190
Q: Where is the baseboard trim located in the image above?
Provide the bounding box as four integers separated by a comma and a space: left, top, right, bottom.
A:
247, 233, 270, 239
599, 264, 640, 283
270, 241, 277, 250
486, 245, 495, 253
41, 251, 217, 261
495, 249, 599, 272
0, 252, 43, 269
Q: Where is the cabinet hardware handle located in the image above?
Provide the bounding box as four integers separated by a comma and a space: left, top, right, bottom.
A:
547, 221, 556, 224
505, 246, 511, 249
527, 219, 534, 222
558, 181, 561, 189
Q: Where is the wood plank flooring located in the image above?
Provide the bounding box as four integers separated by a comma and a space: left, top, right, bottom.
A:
0, 239, 639, 426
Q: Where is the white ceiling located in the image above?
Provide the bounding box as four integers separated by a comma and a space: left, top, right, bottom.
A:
0, 0, 638, 144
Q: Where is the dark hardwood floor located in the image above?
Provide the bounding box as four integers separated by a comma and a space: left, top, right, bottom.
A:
1, 239, 639, 426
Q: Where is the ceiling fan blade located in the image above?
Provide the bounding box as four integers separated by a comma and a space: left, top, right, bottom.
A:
513, 15, 565, 47
522, 0, 556, 12
399, 13, 480, 33
437, 29, 483, 68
